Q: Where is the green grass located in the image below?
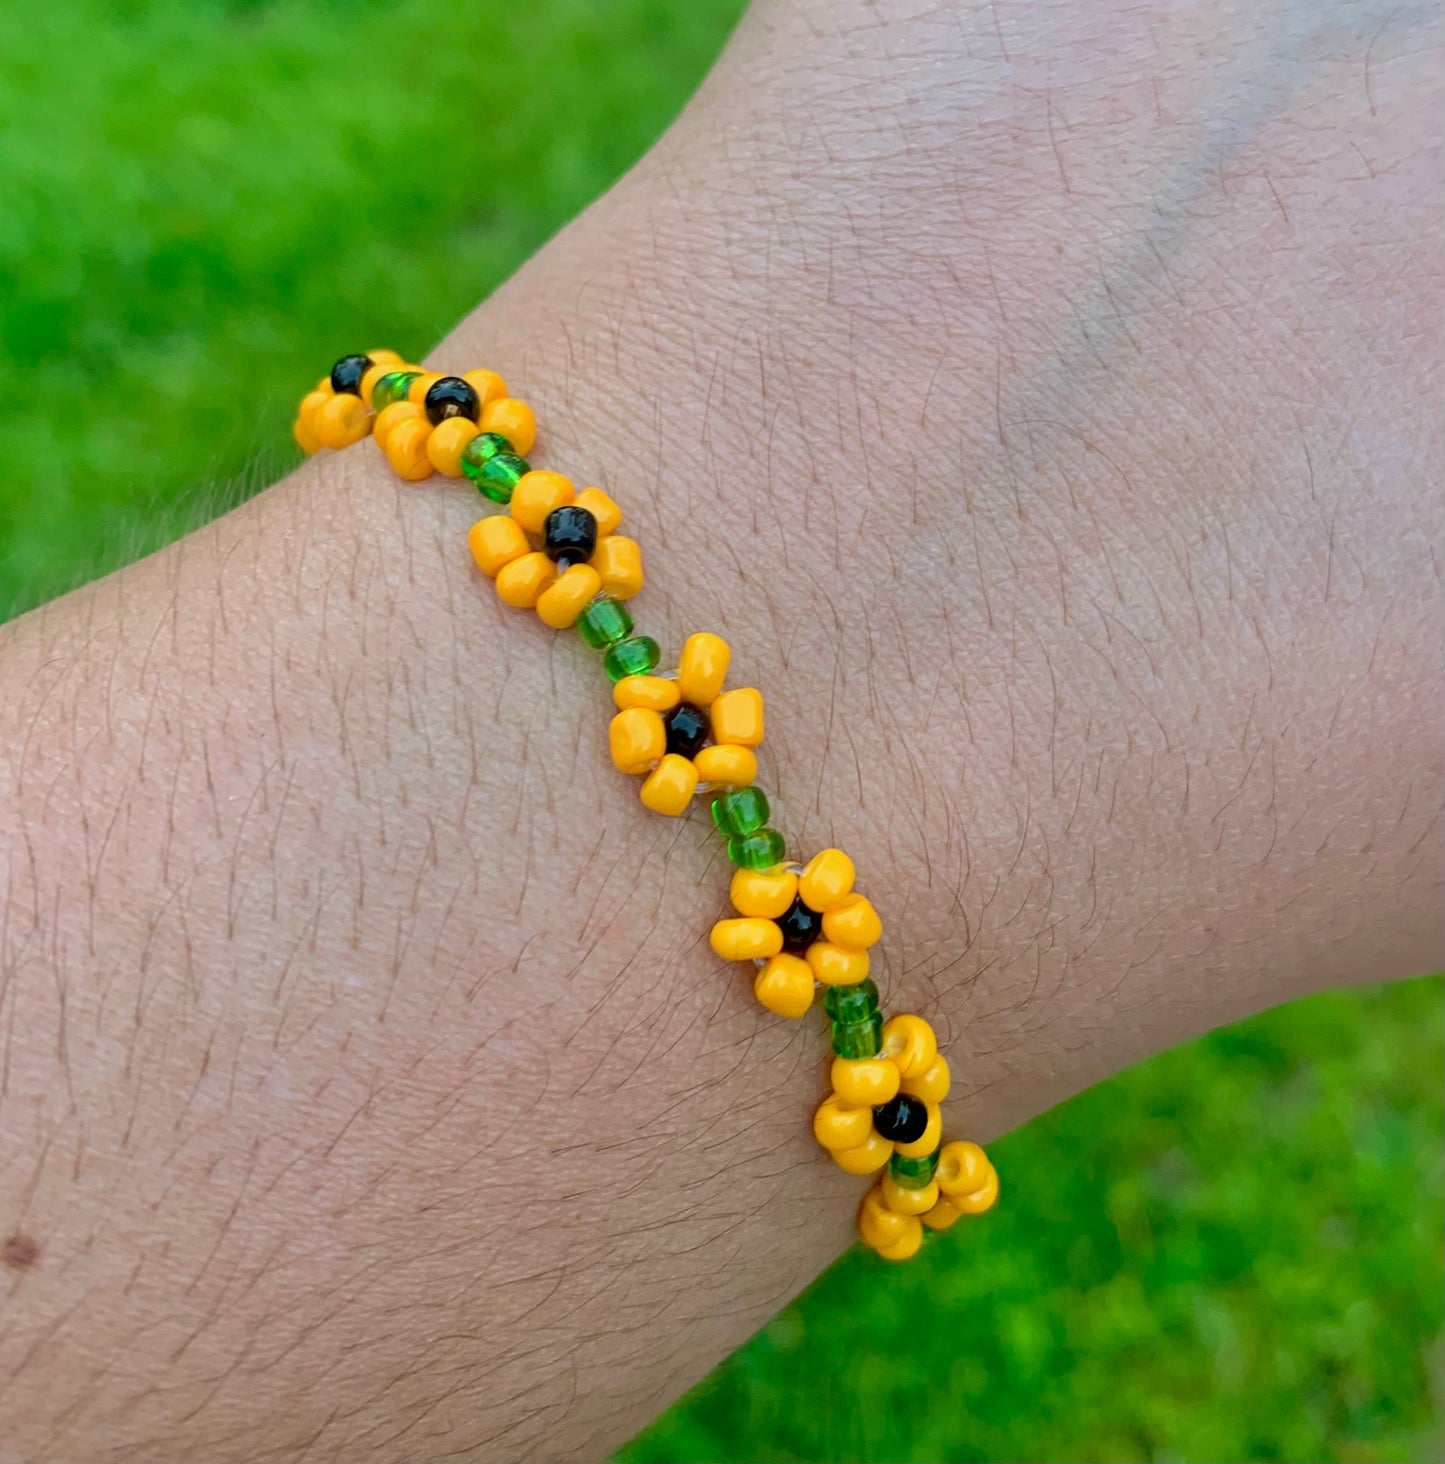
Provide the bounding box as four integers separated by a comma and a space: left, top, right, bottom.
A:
2, 5, 1440, 1460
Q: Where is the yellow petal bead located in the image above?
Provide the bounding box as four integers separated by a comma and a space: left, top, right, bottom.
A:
384, 415, 435, 480
709, 687, 764, 747
677, 633, 730, 707
694, 743, 758, 789
573, 487, 622, 537
831, 1055, 900, 1107
359, 360, 393, 405
935, 1140, 991, 1199
831, 1130, 893, 1175
893, 1102, 942, 1159
462, 368, 507, 407
812, 1093, 873, 1151
373, 399, 423, 451
297, 386, 332, 432
822, 893, 882, 950
494, 552, 556, 609
639, 754, 698, 816
754, 953, 815, 1018
799, 848, 856, 912
729, 866, 798, 920
407, 371, 444, 405
427, 416, 480, 476
951, 1164, 999, 1215
901, 1053, 951, 1105
875, 1221, 925, 1261
592, 535, 644, 600
806, 941, 870, 987
613, 675, 680, 712
467, 515, 531, 578
859, 1190, 920, 1254
293, 412, 321, 455
316, 391, 374, 450
609, 707, 666, 776
481, 397, 537, 455
881, 1171, 940, 1216
920, 1195, 964, 1232
709, 917, 784, 963
881, 1014, 938, 1079
366, 348, 404, 367
536, 563, 602, 629
510, 470, 574, 534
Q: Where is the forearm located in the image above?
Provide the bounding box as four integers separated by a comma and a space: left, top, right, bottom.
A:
1, 0, 1440, 1459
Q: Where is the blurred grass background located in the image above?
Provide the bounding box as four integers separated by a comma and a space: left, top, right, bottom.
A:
1, 2, 1439, 1459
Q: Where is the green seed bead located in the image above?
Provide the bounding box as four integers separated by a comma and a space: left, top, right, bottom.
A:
823, 977, 880, 1026
576, 597, 634, 649
461, 435, 529, 503
727, 827, 786, 870
831, 1011, 884, 1059
603, 636, 661, 682
889, 1146, 942, 1189
371, 370, 419, 410
711, 786, 770, 838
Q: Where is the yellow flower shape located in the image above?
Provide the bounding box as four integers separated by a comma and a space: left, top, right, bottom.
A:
607, 633, 764, 816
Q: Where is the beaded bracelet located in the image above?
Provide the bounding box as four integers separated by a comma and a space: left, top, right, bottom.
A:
293, 350, 999, 1259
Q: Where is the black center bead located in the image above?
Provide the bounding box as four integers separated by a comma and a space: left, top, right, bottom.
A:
872, 1094, 929, 1145
776, 894, 824, 953
542, 505, 599, 568
423, 375, 481, 425
330, 353, 372, 396
663, 703, 710, 759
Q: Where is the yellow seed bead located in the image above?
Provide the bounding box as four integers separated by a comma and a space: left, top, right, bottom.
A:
462, 368, 507, 407
754, 953, 814, 1018
373, 399, 423, 451
893, 1102, 942, 1159
510, 470, 574, 534
536, 563, 602, 629
366, 348, 404, 367
592, 535, 644, 600
297, 387, 331, 435
316, 391, 374, 450
831, 1130, 893, 1175
935, 1140, 991, 1199
901, 1053, 951, 1105
729, 866, 798, 920
494, 552, 556, 609
806, 942, 870, 987
467, 515, 531, 578
822, 893, 882, 950
881, 1014, 938, 1079
694, 743, 758, 789
951, 1164, 999, 1215
677, 633, 730, 706
709, 917, 783, 963
881, 1171, 940, 1216
384, 415, 435, 480
831, 1055, 900, 1107
407, 371, 444, 405
709, 687, 763, 748
920, 1195, 964, 1232
573, 487, 622, 537
481, 397, 536, 455
359, 361, 392, 405
427, 416, 480, 476
875, 1221, 925, 1261
812, 1093, 873, 1152
799, 848, 856, 912
609, 707, 667, 776
612, 675, 680, 712
639, 754, 698, 816
293, 413, 321, 455
859, 1190, 920, 1254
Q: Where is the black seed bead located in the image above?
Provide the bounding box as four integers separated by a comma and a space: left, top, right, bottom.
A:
663, 703, 710, 759
543, 505, 599, 568
330, 353, 372, 396
423, 375, 481, 425
872, 1094, 929, 1145
776, 894, 824, 953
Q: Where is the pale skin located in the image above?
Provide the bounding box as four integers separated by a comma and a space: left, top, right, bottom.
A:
0, 0, 1440, 1458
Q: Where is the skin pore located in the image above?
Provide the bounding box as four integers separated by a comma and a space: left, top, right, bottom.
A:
0, 0, 1440, 1459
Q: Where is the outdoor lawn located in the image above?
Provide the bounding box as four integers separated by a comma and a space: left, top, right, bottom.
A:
1, 3, 1439, 1459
